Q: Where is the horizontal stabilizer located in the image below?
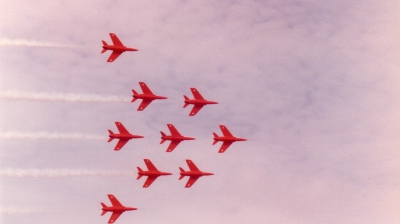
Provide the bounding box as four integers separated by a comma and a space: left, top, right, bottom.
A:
101, 48, 107, 54
102, 40, 108, 46
212, 140, 218, 145
213, 132, 218, 138
179, 167, 185, 180
137, 174, 143, 180
160, 139, 166, 144
101, 202, 107, 208
131, 97, 137, 103
132, 89, 138, 95
101, 210, 107, 216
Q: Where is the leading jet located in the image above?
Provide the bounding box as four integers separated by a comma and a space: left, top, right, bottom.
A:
183, 88, 218, 116
213, 125, 247, 153
101, 194, 137, 224
179, 159, 214, 188
108, 122, 144, 151
101, 33, 138, 62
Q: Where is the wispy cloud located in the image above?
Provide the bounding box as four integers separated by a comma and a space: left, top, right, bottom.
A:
0, 90, 129, 103
0, 39, 78, 48
0, 168, 136, 177
0, 132, 104, 140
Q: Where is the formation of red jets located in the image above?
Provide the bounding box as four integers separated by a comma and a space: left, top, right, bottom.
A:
99, 33, 247, 223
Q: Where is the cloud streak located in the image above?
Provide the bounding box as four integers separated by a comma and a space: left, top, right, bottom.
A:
0, 39, 78, 48
0, 132, 104, 140
0, 168, 136, 177
0, 90, 129, 103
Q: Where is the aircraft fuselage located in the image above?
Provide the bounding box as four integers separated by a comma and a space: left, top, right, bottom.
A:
138, 171, 172, 177
103, 45, 138, 52
185, 99, 218, 105
102, 206, 137, 212
133, 94, 168, 100
109, 134, 144, 140
162, 136, 195, 141
180, 171, 214, 177
214, 137, 247, 142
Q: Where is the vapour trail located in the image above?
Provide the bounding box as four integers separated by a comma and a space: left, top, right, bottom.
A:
0, 90, 129, 103
0, 168, 136, 177
0, 208, 47, 214
0, 132, 104, 140
0, 39, 77, 48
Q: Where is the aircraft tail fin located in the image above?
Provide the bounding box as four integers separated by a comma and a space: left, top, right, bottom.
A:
101, 41, 108, 53
160, 132, 166, 144
179, 167, 185, 180
136, 167, 143, 180
108, 130, 114, 142
101, 203, 107, 216
212, 132, 219, 145
183, 96, 190, 108
131, 90, 138, 102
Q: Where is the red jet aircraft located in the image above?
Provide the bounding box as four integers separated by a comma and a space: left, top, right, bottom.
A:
160, 124, 195, 152
131, 82, 167, 111
179, 159, 214, 188
137, 159, 172, 188
101, 33, 138, 62
101, 194, 137, 224
108, 122, 144, 151
183, 88, 218, 116
213, 125, 247, 153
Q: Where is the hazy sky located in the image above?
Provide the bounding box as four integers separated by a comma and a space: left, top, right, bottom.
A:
1, 0, 400, 223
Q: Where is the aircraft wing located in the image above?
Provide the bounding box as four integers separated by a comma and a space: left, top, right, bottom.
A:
143, 176, 158, 188
190, 88, 204, 99
108, 212, 122, 223
189, 105, 204, 116
139, 82, 154, 94
108, 195, 123, 207
186, 160, 200, 171
166, 141, 181, 152
107, 51, 123, 62
167, 124, 181, 136
109, 33, 124, 46
144, 159, 158, 171
114, 139, 129, 151
137, 99, 153, 111
219, 142, 233, 153
115, 122, 130, 134
185, 176, 200, 188
220, 125, 233, 137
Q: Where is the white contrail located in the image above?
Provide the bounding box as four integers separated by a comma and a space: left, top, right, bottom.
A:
0, 208, 47, 214
0, 132, 104, 140
0, 39, 77, 48
0, 168, 136, 177
0, 90, 129, 103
